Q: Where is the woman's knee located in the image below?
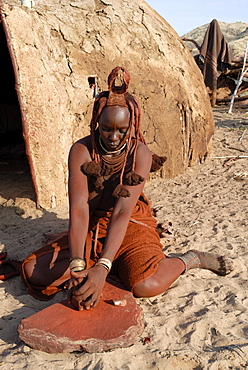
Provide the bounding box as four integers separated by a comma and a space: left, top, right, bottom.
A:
23, 258, 50, 286
133, 277, 162, 298
23, 259, 36, 280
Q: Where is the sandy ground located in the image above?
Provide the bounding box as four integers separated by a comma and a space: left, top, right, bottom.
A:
0, 106, 248, 369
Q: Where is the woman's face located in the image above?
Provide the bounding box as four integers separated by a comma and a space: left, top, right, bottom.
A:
98, 106, 130, 152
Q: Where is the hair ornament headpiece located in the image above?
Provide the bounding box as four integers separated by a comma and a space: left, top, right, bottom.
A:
106, 67, 130, 107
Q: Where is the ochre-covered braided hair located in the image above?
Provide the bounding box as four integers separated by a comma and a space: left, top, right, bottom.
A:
82, 66, 166, 197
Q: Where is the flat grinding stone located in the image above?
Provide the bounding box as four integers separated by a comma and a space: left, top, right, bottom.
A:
18, 280, 144, 353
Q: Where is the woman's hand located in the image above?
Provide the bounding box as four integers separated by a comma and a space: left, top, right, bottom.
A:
67, 265, 108, 311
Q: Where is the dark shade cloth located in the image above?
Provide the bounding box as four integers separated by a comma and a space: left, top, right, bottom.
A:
21, 195, 165, 301
200, 19, 234, 90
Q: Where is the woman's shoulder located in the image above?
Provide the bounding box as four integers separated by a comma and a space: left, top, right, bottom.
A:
70, 135, 92, 153
132, 141, 152, 175
69, 135, 93, 164
136, 140, 152, 158
73, 135, 91, 148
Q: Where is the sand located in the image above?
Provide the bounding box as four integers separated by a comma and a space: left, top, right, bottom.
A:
0, 106, 248, 369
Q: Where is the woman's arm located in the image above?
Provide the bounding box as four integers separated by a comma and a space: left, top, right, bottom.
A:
68, 141, 90, 259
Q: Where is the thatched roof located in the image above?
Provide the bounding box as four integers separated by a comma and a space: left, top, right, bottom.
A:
0, 0, 214, 208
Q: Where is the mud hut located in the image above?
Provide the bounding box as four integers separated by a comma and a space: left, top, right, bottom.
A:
0, 0, 214, 209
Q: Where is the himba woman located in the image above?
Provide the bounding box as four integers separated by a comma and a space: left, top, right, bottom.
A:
21, 67, 232, 310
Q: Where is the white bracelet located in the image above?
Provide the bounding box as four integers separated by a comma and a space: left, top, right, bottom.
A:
95, 257, 112, 272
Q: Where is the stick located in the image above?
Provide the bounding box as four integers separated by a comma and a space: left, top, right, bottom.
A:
223, 157, 239, 167
228, 42, 248, 113
217, 95, 248, 104
210, 155, 248, 159
238, 128, 247, 142
182, 38, 201, 50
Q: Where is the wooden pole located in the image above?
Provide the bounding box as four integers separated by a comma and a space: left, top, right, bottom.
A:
211, 90, 217, 107
228, 42, 248, 114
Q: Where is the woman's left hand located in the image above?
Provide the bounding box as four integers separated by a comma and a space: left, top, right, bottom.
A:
67, 265, 108, 311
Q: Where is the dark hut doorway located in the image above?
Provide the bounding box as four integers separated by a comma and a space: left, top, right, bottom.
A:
0, 22, 35, 202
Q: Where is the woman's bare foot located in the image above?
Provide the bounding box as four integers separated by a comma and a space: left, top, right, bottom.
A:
178, 249, 233, 276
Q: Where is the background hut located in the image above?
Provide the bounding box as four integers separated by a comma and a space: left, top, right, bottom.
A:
0, 0, 214, 209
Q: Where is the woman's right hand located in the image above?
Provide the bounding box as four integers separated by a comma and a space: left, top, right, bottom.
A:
67, 270, 87, 310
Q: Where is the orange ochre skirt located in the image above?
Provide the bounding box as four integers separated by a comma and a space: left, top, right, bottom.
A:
21, 197, 165, 300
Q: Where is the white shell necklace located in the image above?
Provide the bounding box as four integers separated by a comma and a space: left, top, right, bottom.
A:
99, 136, 127, 155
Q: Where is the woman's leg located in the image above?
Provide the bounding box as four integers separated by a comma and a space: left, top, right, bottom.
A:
133, 257, 184, 297
133, 250, 233, 298
23, 249, 70, 287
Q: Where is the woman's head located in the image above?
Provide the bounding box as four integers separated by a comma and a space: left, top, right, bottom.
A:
98, 106, 131, 152
90, 67, 145, 164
